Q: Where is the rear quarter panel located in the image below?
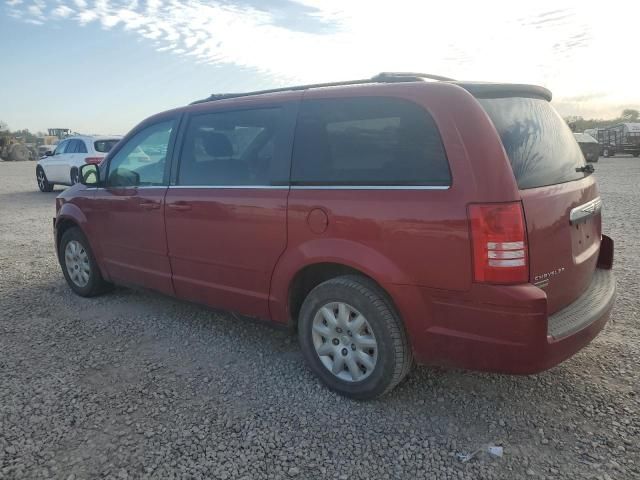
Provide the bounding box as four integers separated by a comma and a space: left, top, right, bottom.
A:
270, 83, 521, 324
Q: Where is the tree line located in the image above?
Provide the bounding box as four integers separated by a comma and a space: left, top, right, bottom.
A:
0, 121, 47, 144
565, 109, 639, 132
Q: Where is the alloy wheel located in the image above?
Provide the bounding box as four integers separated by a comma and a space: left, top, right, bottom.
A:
37, 170, 46, 190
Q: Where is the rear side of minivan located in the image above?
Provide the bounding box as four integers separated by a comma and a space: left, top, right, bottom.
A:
271, 80, 615, 377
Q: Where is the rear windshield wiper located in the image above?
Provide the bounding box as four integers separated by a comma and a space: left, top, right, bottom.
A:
576, 164, 595, 174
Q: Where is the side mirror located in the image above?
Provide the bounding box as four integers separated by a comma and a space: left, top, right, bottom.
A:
80, 164, 100, 186
45, 151, 53, 156
109, 168, 140, 187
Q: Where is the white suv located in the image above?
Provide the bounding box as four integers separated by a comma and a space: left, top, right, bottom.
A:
36, 136, 121, 192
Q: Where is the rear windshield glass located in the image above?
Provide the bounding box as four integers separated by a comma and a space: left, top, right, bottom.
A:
94, 139, 120, 153
478, 97, 587, 189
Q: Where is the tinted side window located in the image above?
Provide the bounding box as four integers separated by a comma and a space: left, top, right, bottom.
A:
54, 140, 69, 155
178, 108, 283, 186
69, 140, 82, 154
291, 97, 450, 186
94, 139, 119, 153
107, 121, 174, 187
76, 140, 88, 153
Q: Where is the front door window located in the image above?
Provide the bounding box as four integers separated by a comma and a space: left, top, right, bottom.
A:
107, 121, 174, 187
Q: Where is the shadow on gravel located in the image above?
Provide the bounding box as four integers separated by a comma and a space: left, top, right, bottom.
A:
5, 273, 577, 410
3, 271, 601, 436
0, 188, 64, 203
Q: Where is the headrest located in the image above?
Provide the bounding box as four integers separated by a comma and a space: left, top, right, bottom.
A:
199, 131, 233, 157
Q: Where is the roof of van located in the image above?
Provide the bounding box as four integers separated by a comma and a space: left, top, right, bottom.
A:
190, 73, 552, 105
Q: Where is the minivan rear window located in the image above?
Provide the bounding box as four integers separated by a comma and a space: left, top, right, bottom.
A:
478, 97, 587, 189
291, 97, 451, 186
94, 139, 120, 153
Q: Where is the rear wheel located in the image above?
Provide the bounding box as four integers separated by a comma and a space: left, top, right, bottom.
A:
298, 275, 412, 400
59, 227, 111, 297
70, 167, 79, 185
36, 166, 54, 192
603, 147, 610, 157
633, 152, 639, 158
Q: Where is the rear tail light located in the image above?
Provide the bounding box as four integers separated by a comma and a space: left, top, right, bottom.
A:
84, 157, 103, 165
468, 202, 529, 284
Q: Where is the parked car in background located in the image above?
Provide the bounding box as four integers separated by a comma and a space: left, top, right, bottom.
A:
574, 132, 600, 162
53, 73, 615, 399
36, 135, 121, 192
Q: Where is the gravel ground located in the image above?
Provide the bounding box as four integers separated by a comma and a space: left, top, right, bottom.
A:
0, 159, 638, 480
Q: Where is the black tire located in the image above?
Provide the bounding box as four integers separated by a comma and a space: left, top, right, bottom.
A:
58, 227, 111, 297
70, 167, 79, 185
298, 275, 412, 400
36, 166, 54, 192
633, 152, 639, 158
603, 148, 610, 158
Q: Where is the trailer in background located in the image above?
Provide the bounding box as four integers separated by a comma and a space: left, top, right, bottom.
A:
586, 123, 640, 157
574, 132, 600, 162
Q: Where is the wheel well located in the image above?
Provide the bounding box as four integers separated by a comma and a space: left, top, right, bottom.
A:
55, 219, 79, 254
288, 263, 384, 328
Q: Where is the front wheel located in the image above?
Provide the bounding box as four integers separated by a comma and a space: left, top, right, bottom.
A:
36, 166, 54, 192
298, 275, 412, 400
59, 227, 111, 297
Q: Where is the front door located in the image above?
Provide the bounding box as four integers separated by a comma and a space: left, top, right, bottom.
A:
164, 104, 297, 319
93, 119, 177, 295
47, 139, 71, 183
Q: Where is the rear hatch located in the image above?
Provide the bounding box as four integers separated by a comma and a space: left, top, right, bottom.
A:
477, 95, 601, 314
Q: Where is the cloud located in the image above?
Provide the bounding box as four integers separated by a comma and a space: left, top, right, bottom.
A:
3, 0, 640, 111
53, 5, 73, 17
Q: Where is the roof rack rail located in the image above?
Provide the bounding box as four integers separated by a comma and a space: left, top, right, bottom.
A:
190, 72, 455, 105
371, 72, 456, 82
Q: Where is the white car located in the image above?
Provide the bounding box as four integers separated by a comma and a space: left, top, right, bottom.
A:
36, 135, 121, 192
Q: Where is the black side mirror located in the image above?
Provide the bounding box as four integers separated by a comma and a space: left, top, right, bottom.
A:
45, 151, 53, 156
80, 164, 100, 186
109, 168, 140, 187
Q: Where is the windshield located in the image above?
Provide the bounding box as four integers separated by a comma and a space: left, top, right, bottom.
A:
479, 97, 587, 189
94, 139, 120, 153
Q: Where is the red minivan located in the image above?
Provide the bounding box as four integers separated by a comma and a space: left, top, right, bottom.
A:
54, 73, 615, 399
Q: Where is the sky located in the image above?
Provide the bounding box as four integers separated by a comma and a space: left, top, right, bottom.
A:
1, 0, 639, 135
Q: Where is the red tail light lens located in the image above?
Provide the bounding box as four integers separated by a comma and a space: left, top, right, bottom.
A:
84, 157, 103, 165
468, 202, 529, 284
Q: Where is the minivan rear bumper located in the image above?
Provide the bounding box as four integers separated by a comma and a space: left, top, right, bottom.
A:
391, 266, 615, 375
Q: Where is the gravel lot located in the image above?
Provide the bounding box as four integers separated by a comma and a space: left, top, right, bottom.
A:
1, 158, 638, 480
